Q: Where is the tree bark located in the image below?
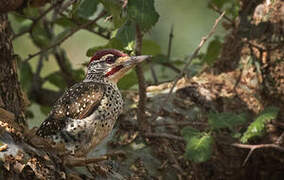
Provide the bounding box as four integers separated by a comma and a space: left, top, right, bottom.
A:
0, 14, 26, 125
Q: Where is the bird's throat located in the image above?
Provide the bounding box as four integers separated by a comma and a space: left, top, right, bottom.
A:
105, 65, 123, 77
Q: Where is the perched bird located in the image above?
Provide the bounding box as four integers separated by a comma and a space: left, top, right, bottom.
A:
36, 49, 150, 156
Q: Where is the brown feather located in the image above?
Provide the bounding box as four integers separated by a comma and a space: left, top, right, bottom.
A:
37, 82, 104, 137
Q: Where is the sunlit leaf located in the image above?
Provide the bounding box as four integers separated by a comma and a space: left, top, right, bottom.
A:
127, 0, 159, 31
241, 107, 279, 143
181, 126, 213, 163
208, 111, 247, 130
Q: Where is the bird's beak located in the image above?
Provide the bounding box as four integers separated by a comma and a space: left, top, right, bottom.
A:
116, 55, 151, 67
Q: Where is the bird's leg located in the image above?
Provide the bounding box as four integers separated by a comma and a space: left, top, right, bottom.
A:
64, 150, 125, 167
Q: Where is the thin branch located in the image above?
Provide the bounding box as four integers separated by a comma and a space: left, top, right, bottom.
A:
150, 66, 158, 84
232, 143, 284, 166
53, 48, 77, 86
12, 1, 63, 40
59, 12, 110, 40
209, 4, 234, 24
167, 24, 174, 59
160, 62, 181, 73
23, 12, 105, 62
144, 133, 185, 142
134, 24, 149, 132
164, 12, 225, 103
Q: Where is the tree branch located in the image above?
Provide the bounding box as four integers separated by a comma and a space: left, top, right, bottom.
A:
23, 11, 105, 62
12, 1, 64, 40
164, 12, 225, 103
232, 143, 284, 166
134, 24, 149, 131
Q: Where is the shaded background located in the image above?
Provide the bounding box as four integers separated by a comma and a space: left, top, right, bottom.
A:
10, 0, 224, 127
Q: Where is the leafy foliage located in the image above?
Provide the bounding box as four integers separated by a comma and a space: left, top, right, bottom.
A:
209, 0, 240, 18
240, 107, 279, 143
19, 61, 33, 91
127, 0, 159, 32
208, 111, 247, 130
202, 37, 222, 66
45, 72, 67, 90
181, 127, 213, 163
76, 0, 99, 19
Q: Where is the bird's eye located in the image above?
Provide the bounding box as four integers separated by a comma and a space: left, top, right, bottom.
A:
105, 56, 116, 64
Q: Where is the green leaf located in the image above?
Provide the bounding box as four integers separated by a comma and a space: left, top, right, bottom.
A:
19, 61, 33, 91
115, 21, 136, 50
208, 112, 247, 130
127, 0, 159, 31
55, 17, 76, 28
76, 0, 99, 19
142, 40, 161, 56
45, 72, 67, 90
203, 37, 222, 66
181, 126, 201, 140
182, 127, 213, 163
23, 6, 40, 18
118, 70, 137, 90
241, 107, 279, 143
99, 0, 126, 27
31, 23, 51, 48
40, 105, 51, 115
72, 69, 85, 82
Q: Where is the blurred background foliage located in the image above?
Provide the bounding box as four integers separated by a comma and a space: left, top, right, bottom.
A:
9, 0, 233, 134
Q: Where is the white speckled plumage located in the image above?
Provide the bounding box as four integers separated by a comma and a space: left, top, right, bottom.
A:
36, 49, 149, 156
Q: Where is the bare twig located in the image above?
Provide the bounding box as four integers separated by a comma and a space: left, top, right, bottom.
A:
23, 12, 106, 62
144, 133, 185, 142
150, 66, 158, 84
134, 24, 149, 131
167, 24, 174, 59
164, 12, 225, 103
160, 62, 181, 73
209, 4, 234, 24
232, 143, 284, 166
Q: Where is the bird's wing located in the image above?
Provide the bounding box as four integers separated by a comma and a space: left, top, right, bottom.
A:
36, 82, 104, 137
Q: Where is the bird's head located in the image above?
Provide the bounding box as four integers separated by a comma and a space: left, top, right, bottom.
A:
86, 49, 150, 83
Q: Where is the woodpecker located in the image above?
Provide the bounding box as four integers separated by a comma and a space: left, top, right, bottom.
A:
36, 49, 150, 156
